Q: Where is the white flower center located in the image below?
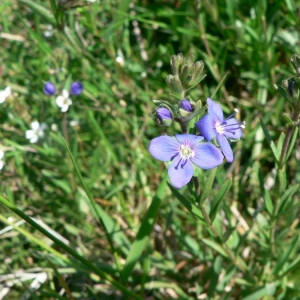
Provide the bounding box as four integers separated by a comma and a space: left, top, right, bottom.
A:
179, 144, 194, 159
215, 120, 225, 134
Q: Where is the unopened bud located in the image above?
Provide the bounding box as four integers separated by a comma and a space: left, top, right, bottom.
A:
155, 107, 173, 126
178, 99, 193, 117
170, 53, 184, 76
166, 75, 184, 98
44, 82, 56, 95
70, 81, 83, 95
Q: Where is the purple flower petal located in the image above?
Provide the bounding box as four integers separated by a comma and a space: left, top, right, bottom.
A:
217, 134, 233, 162
148, 136, 180, 162
175, 134, 204, 148
168, 157, 194, 189
222, 118, 243, 139
191, 143, 224, 169
207, 98, 224, 121
195, 115, 217, 141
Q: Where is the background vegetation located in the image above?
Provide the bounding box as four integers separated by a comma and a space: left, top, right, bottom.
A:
0, 0, 300, 299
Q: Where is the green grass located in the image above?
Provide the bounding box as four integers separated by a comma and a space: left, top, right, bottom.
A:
0, 0, 300, 299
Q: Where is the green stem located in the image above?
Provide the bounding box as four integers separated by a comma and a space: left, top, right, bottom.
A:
62, 112, 69, 144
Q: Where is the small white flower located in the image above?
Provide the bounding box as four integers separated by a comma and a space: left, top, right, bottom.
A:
43, 24, 54, 37
0, 86, 12, 103
70, 120, 79, 127
56, 90, 72, 112
0, 150, 4, 170
116, 56, 125, 66
25, 121, 46, 143
51, 123, 58, 131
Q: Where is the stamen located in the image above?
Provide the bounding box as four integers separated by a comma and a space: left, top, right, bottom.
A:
171, 152, 179, 161
181, 159, 188, 168
218, 120, 246, 134
174, 158, 182, 170
224, 108, 239, 121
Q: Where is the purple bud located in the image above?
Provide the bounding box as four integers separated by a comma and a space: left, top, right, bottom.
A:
156, 107, 173, 126
157, 107, 172, 120
44, 82, 56, 95
288, 80, 295, 97
179, 99, 193, 112
70, 82, 83, 95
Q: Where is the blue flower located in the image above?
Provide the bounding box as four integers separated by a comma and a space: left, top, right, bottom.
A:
148, 134, 224, 189
70, 81, 83, 95
156, 107, 172, 126
195, 98, 245, 162
43, 82, 56, 95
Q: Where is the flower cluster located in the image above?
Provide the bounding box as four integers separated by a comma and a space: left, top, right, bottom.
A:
43, 81, 83, 112
148, 54, 245, 189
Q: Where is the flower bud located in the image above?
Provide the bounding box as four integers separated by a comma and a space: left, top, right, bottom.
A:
288, 80, 295, 97
170, 53, 184, 76
166, 75, 184, 98
178, 99, 193, 118
155, 107, 173, 126
70, 81, 83, 95
169, 54, 206, 91
179, 99, 193, 112
282, 78, 299, 99
44, 82, 56, 95
189, 61, 205, 87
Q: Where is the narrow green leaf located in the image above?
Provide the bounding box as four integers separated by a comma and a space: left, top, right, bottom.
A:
201, 238, 229, 258
200, 168, 217, 205
209, 178, 232, 221
222, 226, 236, 243
286, 127, 298, 162
120, 178, 167, 283
264, 189, 273, 215
282, 113, 295, 125
274, 84, 291, 103
278, 184, 300, 214
241, 287, 268, 300
168, 184, 205, 223
276, 132, 285, 154
273, 235, 299, 275
208, 256, 222, 297
278, 169, 287, 195
260, 118, 279, 163
19, 0, 56, 25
